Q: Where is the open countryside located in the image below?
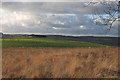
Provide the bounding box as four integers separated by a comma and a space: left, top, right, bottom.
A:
2, 34, 119, 78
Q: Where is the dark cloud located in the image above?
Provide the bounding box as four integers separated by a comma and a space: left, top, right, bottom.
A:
1, 2, 102, 14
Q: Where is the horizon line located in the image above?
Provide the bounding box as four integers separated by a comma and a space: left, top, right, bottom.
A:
1, 32, 118, 37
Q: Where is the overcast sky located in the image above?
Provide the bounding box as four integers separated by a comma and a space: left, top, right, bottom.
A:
0, 1, 119, 36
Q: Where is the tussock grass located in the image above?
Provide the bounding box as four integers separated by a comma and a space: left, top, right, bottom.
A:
2, 47, 118, 78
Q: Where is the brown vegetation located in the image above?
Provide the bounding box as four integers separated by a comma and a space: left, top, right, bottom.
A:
2, 47, 118, 78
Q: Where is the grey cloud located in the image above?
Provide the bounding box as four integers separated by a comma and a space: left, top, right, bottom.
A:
1, 2, 118, 36
2, 2, 114, 15
2, 13, 118, 36
2, 0, 117, 2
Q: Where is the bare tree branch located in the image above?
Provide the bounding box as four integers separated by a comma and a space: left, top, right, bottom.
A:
86, 0, 120, 32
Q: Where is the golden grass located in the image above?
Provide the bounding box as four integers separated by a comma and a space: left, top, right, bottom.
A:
2, 47, 118, 78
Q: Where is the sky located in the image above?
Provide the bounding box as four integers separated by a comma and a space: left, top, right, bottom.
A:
0, 0, 119, 36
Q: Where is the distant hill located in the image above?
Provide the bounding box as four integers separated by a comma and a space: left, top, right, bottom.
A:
2, 34, 27, 39
2, 34, 119, 46
45, 35, 119, 46
0, 32, 3, 39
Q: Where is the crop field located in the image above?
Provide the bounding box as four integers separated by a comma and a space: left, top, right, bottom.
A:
2, 47, 118, 78
2, 37, 108, 47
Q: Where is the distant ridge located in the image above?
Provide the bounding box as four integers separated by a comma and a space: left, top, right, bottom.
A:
1, 33, 119, 37
1, 34, 119, 46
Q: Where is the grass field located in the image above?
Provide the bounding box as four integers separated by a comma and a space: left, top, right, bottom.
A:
2, 37, 108, 47
2, 47, 118, 78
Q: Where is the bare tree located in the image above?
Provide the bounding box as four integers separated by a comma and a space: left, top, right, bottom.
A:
85, 0, 120, 31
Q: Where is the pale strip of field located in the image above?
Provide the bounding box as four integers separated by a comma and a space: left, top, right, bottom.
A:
2, 47, 118, 78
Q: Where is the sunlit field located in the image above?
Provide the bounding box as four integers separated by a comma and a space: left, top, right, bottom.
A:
2, 37, 108, 47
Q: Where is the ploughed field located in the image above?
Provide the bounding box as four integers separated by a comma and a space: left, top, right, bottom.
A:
2, 47, 118, 78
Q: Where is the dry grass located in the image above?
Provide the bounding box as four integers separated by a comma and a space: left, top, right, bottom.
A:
2, 47, 118, 78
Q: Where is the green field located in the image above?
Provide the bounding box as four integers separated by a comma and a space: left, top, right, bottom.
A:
2, 37, 108, 47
